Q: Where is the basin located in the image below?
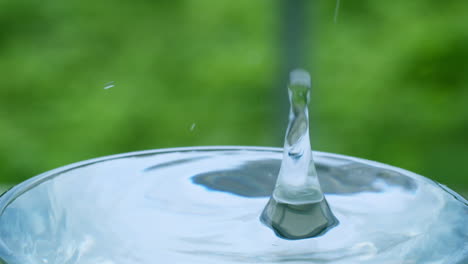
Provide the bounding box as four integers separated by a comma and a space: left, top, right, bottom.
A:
0, 146, 466, 264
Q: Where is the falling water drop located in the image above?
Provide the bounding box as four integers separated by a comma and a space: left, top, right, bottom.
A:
104, 81, 115, 90
190, 123, 196, 131
334, 0, 341, 24
260, 69, 338, 240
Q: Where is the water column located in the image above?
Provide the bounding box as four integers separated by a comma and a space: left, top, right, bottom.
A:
261, 69, 338, 240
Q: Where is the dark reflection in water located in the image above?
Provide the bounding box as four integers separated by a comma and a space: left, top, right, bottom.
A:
192, 159, 417, 198
192, 159, 279, 197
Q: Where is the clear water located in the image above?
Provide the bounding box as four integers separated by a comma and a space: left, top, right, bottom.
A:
261, 70, 337, 239
0, 147, 467, 264
261, 188, 337, 239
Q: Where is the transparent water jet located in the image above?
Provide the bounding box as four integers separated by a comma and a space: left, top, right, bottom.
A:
261, 69, 338, 239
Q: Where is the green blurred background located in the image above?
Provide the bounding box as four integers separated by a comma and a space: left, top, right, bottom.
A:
0, 0, 467, 196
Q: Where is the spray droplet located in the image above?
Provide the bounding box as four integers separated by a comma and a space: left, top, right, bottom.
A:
104, 81, 115, 90
190, 123, 196, 131
260, 69, 338, 240
334, 0, 341, 24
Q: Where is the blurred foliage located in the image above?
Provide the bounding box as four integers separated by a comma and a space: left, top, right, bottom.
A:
0, 0, 467, 195
312, 0, 468, 195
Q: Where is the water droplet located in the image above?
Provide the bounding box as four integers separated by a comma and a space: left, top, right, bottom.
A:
103, 81, 115, 90
334, 0, 341, 24
190, 123, 196, 131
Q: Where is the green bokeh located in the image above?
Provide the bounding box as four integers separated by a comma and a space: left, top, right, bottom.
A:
0, 0, 467, 196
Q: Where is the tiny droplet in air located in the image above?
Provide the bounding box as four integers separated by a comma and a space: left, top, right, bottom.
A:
104, 81, 115, 90
190, 123, 196, 131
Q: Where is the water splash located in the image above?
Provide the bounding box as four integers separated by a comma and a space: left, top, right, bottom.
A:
260, 69, 338, 240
